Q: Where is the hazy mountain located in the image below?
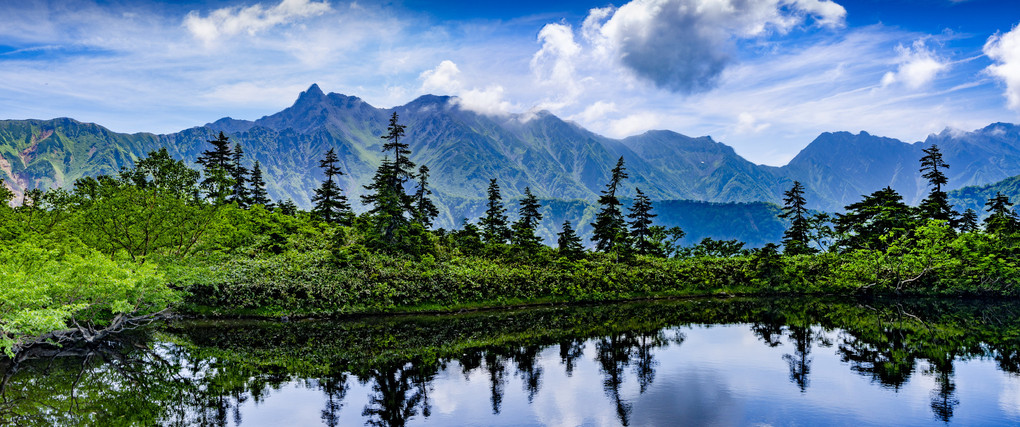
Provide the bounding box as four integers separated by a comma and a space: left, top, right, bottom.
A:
4, 84, 1020, 243
949, 174, 1020, 218
784, 123, 1020, 211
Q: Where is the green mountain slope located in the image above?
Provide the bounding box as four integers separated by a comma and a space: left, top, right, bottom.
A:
5, 84, 1020, 244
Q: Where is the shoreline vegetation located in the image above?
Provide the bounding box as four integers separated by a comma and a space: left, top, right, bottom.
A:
3, 113, 1020, 358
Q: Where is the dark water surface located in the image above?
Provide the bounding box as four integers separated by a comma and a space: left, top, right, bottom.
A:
4, 297, 1020, 426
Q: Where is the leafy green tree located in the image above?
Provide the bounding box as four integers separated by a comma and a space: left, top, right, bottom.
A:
0, 177, 13, 207
195, 132, 234, 202
807, 212, 836, 252
959, 208, 979, 233
779, 181, 814, 255
557, 220, 584, 260
511, 187, 543, 249
228, 143, 250, 208
591, 157, 629, 252
627, 188, 657, 255
249, 160, 273, 209
412, 165, 439, 228
917, 144, 956, 225
835, 187, 914, 250
452, 219, 484, 254
311, 148, 352, 225
75, 149, 218, 263
648, 225, 685, 258
984, 192, 1019, 235
685, 237, 745, 258
479, 179, 511, 245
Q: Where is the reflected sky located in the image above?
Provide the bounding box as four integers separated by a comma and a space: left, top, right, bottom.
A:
166, 325, 1020, 427
5, 298, 1020, 426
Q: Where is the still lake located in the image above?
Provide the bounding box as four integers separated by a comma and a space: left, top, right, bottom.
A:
4, 297, 1020, 426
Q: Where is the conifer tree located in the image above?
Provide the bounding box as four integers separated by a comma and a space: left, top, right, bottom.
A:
557, 220, 584, 260
228, 143, 250, 208
591, 157, 629, 252
278, 199, 298, 216
249, 160, 273, 209
959, 208, 979, 233
362, 113, 415, 242
195, 131, 234, 202
382, 111, 415, 195
412, 165, 439, 228
835, 186, 914, 250
779, 181, 814, 255
511, 187, 543, 248
311, 148, 352, 224
627, 187, 656, 255
984, 192, 1019, 235
479, 178, 511, 245
917, 144, 956, 225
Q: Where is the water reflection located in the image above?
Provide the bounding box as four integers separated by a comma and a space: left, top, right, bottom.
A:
4, 298, 1020, 426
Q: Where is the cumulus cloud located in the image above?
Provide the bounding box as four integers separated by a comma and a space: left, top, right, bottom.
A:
184, 0, 331, 45
531, 23, 583, 108
584, 0, 847, 94
880, 39, 949, 89
420, 60, 514, 116
985, 24, 1020, 111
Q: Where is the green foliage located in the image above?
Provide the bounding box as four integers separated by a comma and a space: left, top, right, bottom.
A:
0, 238, 176, 357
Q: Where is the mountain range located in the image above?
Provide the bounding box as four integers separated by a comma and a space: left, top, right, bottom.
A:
3, 84, 1020, 244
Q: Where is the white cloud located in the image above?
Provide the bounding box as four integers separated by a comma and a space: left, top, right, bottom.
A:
985, 24, 1020, 111
735, 112, 771, 134
881, 39, 949, 89
530, 23, 583, 108
571, 101, 618, 123
420, 60, 514, 116
583, 0, 847, 93
606, 112, 664, 138
184, 0, 332, 45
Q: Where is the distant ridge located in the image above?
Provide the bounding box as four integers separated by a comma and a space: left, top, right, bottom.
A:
3, 84, 1020, 233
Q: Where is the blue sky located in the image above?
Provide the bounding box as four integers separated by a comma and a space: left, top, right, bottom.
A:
0, 0, 1018, 165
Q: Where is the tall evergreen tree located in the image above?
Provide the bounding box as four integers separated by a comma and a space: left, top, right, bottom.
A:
382, 111, 415, 195
627, 188, 656, 255
228, 143, 250, 208
511, 187, 543, 248
984, 192, 1019, 235
959, 208, 979, 233
249, 160, 273, 209
195, 131, 234, 202
779, 181, 814, 255
917, 144, 956, 225
591, 157, 629, 252
412, 165, 439, 228
362, 113, 416, 242
312, 148, 352, 224
557, 220, 584, 260
835, 186, 914, 250
479, 179, 511, 245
